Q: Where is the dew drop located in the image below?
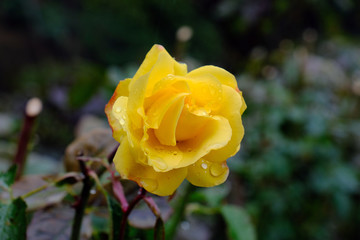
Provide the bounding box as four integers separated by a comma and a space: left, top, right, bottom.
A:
173, 151, 178, 155
193, 109, 207, 116
210, 163, 227, 177
90, 189, 96, 195
119, 118, 125, 125
201, 163, 208, 170
115, 108, 121, 113
140, 178, 158, 192
152, 158, 168, 171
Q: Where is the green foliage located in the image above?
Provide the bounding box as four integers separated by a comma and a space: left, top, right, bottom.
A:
0, 165, 17, 189
0, 198, 27, 240
236, 40, 360, 240
221, 205, 256, 240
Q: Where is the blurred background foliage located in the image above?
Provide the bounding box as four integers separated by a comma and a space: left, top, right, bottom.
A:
1, 0, 360, 239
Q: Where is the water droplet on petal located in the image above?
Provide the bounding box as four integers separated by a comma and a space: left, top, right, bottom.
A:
119, 118, 125, 125
210, 163, 227, 177
201, 163, 208, 170
115, 108, 121, 113
152, 158, 168, 171
140, 178, 158, 192
173, 151, 178, 155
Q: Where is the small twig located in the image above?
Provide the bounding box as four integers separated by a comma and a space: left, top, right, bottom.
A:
119, 188, 147, 240
144, 196, 161, 218
21, 184, 49, 199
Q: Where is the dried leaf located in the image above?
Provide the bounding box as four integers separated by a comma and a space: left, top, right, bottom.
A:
27, 205, 91, 240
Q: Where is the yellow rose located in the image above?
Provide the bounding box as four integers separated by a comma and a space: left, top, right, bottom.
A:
105, 44, 246, 196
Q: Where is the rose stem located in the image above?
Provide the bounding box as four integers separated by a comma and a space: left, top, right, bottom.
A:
13, 97, 42, 180
70, 156, 92, 240
119, 187, 147, 240
70, 144, 119, 240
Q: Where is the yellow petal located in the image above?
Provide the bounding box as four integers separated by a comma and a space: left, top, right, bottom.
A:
132, 44, 166, 83
175, 106, 209, 141
105, 78, 131, 142
186, 159, 229, 187
186, 73, 223, 111
142, 115, 232, 172
114, 137, 187, 196
127, 72, 149, 129
153, 94, 186, 146
187, 65, 238, 90
204, 85, 245, 163
145, 91, 189, 129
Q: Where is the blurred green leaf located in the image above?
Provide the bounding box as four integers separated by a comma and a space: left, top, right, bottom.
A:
0, 165, 17, 189
0, 198, 27, 240
191, 184, 230, 208
221, 205, 256, 240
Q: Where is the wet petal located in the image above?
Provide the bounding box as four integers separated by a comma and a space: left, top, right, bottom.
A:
153, 94, 186, 146
114, 137, 187, 196
186, 74, 223, 111
186, 159, 229, 187
175, 106, 209, 141
187, 65, 238, 90
204, 85, 245, 163
145, 91, 189, 129
142, 115, 232, 171
132, 44, 166, 83
105, 78, 131, 142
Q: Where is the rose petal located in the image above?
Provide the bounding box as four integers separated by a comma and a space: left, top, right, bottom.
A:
105, 78, 131, 142
204, 85, 246, 163
153, 94, 187, 146
186, 159, 229, 187
142, 115, 232, 171
187, 65, 238, 90
186, 73, 223, 111
175, 106, 209, 141
114, 137, 187, 196
132, 44, 166, 83
145, 91, 189, 129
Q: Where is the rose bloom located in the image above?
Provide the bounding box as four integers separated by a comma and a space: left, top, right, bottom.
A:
105, 45, 246, 196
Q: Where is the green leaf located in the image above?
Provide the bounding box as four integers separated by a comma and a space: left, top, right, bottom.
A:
154, 217, 165, 240
220, 205, 256, 240
0, 198, 27, 240
106, 195, 123, 240
0, 164, 17, 189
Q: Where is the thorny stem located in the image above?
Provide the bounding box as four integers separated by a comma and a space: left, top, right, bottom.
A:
119, 188, 146, 240
70, 160, 92, 240
70, 145, 119, 240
